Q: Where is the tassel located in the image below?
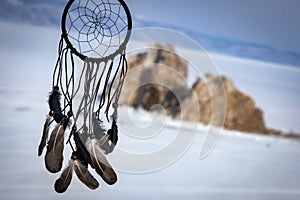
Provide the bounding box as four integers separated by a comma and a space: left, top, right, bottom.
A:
54, 160, 74, 193
73, 154, 99, 190
87, 135, 117, 185
38, 114, 52, 156
72, 129, 93, 168
45, 122, 65, 173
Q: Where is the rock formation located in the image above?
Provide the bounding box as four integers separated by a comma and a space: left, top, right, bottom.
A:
120, 43, 269, 134
180, 75, 267, 133
118, 43, 190, 117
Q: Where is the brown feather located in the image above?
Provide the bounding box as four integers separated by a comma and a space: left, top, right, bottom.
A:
74, 160, 99, 190
54, 161, 73, 193
87, 137, 117, 185
73, 131, 93, 167
45, 124, 65, 173
38, 116, 51, 156
98, 134, 109, 147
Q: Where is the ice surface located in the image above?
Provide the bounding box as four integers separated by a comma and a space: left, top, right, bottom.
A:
0, 89, 300, 200
1, 22, 300, 200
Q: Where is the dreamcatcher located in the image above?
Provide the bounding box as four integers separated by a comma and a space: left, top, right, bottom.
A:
37, 0, 132, 193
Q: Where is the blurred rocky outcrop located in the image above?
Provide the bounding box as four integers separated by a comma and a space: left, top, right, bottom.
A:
118, 43, 190, 117
119, 43, 269, 134
180, 75, 267, 133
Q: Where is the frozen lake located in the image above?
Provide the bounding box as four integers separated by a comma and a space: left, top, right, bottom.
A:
0, 89, 300, 200
1, 22, 300, 200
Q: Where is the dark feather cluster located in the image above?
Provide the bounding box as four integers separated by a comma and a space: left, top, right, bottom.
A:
48, 89, 67, 123
38, 88, 119, 193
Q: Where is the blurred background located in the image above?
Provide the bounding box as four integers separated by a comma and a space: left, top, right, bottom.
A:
0, 0, 300, 199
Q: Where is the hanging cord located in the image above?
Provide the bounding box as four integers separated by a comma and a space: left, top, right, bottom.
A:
50, 41, 76, 148
63, 51, 73, 106
95, 60, 114, 119
82, 61, 92, 134
48, 40, 73, 126
87, 62, 101, 132
74, 61, 96, 118
68, 52, 76, 113
93, 61, 108, 119
104, 53, 123, 120
74, 61, 89, 122
72, 58, 87, 132
104, 51, 128, 121
52, 37, 64, 88
59, 48, 71, 105
92, 61, 106, 117
73, 60, 101, 133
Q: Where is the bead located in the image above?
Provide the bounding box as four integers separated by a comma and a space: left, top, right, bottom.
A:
53, 85, 59, 91
72, 126, 77, 132
67, 111, 73, 117
90, 134, 96, 139
71, 154, 77, 160
49, 111, 55, 116
112, 103, 118, 109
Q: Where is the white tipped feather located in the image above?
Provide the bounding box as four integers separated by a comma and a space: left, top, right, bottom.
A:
87, 137, 117, 185
74, 159, 99, 190
98, 134, 109, 147
54, 160, 74, 193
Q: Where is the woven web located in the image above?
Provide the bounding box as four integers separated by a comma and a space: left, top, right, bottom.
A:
66, 0, 129, 58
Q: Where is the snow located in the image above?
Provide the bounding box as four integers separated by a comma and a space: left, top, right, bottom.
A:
1, 22, 300, 200
1, 89, 300, 200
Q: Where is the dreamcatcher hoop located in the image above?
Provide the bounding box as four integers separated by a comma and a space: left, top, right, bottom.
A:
38, 0, 132, 193
61, 0, 132, 62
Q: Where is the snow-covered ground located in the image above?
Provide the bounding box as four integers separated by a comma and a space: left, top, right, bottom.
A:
1, 23, 300, 200
0, 89, 300, 200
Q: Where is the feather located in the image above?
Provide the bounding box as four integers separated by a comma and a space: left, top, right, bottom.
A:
97, 134, 112, 154
38, 115, 51, 156
54, 160, 74, 193
87, 137, 117, 185
74, 159, 99, 190
78, 126, 89, 147
73, 131, 93, 168
92, 114, 106, 140
107, 119, 118, 153
92, 114, 112, 154
45, 124, 65, 173
98, 134, 109, 147
48, 88, 65, 123
109, 119, 118, 145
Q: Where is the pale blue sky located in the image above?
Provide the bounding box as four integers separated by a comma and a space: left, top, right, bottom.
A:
0, 0, 300, 54
128, 0, 300, 54
0, 1, 299, 132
